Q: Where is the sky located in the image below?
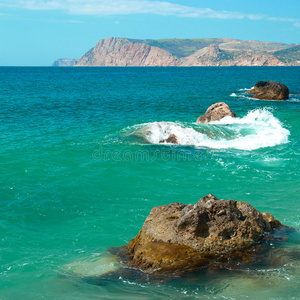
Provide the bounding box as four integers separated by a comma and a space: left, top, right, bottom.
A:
0, 0, 300, 66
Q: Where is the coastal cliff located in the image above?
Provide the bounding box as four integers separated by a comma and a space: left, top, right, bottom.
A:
182, 44, 284, 66
75, 37, 180, 66
55, 37, 300, 67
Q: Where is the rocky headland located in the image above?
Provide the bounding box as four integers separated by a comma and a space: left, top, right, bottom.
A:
75, 37, 180, 67
52, 58, 77, 67
53, 37, 300, 67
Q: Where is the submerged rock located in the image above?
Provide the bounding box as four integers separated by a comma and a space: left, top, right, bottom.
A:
63, 253, 120, 277
196, 102, 237, 123
246, 81, 289, 100
126, 194, 284, 274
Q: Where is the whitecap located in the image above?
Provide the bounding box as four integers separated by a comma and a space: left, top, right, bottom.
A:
230, 93, 237, 97
128, 108, 290, 151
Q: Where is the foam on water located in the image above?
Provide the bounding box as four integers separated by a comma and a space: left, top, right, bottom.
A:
230, 89, 300, 103
130, 108, 290, 150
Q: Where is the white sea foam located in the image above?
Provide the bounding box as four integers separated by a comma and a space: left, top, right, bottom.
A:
289, 97, 300, 103
238, 88, 251, 91
131, 109, 290, 150
230, 93, 237, 97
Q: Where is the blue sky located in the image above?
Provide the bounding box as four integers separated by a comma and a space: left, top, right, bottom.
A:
0, 0, 299, 66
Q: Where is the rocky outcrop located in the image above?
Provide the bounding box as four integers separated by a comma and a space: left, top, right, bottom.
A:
196, 102, 237, 123
75, 37, 180, 67
247, 81, 289, 100
127, 194, 284, 274
52, 58, 77, 67
159, 134, 178, 144
233, 54, 284, 66
181, 45, 284, 66
182, 44, 227, 66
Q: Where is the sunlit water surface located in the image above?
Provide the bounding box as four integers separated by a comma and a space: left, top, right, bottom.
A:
0, 67, 299, 299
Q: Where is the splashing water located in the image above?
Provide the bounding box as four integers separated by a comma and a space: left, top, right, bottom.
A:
128, 108, 290, 150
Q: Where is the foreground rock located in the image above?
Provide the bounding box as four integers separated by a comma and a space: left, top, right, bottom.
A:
196, 102, 237, 123
127, 194, 284, 273
247, 81, 289, 100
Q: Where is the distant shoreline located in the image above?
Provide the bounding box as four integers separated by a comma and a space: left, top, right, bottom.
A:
2, 65, 300, 68
53, 37, 300, 67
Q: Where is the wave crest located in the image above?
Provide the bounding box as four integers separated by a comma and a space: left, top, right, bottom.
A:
127, 109, 290, 150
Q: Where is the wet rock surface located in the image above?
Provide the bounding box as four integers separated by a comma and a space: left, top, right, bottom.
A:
159, 134, 178, 144
196, 102, 237, 123
246, 81, 289, 100
126, 194, 284, 274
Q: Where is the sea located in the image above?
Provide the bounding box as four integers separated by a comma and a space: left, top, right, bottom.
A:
0, 66, 299, 299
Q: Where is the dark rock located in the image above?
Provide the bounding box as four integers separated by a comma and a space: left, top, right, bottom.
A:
159, 134, 178, 144
127, 195, 284, 273
196, 102, 237, 124
246, 81, 289, 100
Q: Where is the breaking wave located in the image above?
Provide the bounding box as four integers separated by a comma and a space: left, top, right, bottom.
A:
126, 108, 290, 150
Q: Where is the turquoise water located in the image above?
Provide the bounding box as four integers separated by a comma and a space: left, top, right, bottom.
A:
0, 67, 299, 299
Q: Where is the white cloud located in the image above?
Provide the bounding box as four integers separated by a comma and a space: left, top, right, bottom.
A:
1, 0, 299, 23
0, 0, 247, 19
268, 16, 299, 22
247, 14, 264, 21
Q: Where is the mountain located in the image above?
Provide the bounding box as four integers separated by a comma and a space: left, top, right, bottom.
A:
75, 37, 180, 66
273, 45, 300, 65
53, 37, 300, 66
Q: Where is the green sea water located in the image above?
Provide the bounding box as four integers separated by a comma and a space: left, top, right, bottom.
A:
0, 67, 299, 299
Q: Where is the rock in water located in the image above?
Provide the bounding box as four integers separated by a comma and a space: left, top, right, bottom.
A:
246, 81, 289, 100
196, 102, 237, 123
52, 58, 77, 67
159, 134, 178, 144
63, 253, 120, 277
127, 194, 284, 273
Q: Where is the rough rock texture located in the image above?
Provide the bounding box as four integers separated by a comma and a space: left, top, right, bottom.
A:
127, 194, 283, 273
181, 45, 284, 66
196, 102, 237, 123
159, 134, 178, 144
182, 44, 226, 66
232, 54, 284, 66
75, 37, 180, 67
247, 81, 289, 100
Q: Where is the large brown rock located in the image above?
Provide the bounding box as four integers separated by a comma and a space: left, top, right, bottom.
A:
159, 134, 178, 144
196, 102, 237, 123
246, 81, 289, 100
127, 194, 283, 273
